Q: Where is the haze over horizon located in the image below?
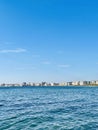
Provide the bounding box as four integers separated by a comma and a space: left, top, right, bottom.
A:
0, 0, 98, 83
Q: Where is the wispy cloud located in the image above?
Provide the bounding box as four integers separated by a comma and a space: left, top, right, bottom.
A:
58, 64, 70, 68
4, 42, 14, 45
0, 48, 27, 53
16, 66, 36, 70
0, 41, 14, 46
42, 61, 51, 65
16, 67, 26, 70
32, 54, 40, 58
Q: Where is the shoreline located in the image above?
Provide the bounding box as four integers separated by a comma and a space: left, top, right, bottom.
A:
0, 85, 98, 88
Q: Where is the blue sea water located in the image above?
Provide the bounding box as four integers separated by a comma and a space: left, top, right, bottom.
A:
0, 86, 98, 130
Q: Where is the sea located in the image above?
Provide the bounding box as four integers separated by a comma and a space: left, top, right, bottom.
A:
0, 86, 98, 130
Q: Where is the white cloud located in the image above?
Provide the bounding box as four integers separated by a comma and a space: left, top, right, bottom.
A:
58, 64, 70, 68
0, 48, 27, 53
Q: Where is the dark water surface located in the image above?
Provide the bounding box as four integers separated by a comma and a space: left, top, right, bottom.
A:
0, 86, 98, 130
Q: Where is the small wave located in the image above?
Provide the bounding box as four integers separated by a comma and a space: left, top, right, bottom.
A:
0, 104, 4, 107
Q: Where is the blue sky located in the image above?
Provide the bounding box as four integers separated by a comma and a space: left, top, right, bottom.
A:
0, 0, 98, 83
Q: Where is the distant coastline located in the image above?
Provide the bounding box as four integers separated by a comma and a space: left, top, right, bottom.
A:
0, 80, 98, 87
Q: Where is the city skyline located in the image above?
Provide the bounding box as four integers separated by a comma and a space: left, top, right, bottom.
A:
0, 79, 98, 87
0, 0, 98, 83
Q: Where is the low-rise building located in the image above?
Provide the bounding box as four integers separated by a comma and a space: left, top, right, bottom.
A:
59, 82, 66, 86
79, 81, 87, 86
95, 80, 98, 85
72, 81, 79, 86
67, 82, 72, 86
90, 80, 96, 85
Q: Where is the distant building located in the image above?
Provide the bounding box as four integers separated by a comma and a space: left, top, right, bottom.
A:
22, 82, 27, 86
41, 82, 47, 86
79, 81, 87, 86
67, 82, 72, 86
34, 83, 41, 86
50, 83, 54, 86
53, 83, 59, 86
95, 80, 98, 85
1, 83, 5, 87
60, 82, 68, 86
90, 81, 96, 85
28, 82, 37, 86
64, 82, 68, 86
72, 81, 79, 86
13, 84, 20, 87
86, 81, 90, 85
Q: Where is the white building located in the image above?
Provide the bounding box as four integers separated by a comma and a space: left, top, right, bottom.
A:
90, 81, 96, 85
59, 82, 67, 86
72, 81, 79, 86
95, 80, 98, 85
79, 81, 87, 86
67, 82, 72, 86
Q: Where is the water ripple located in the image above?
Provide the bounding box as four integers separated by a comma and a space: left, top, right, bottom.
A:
0, 87, 98, 130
